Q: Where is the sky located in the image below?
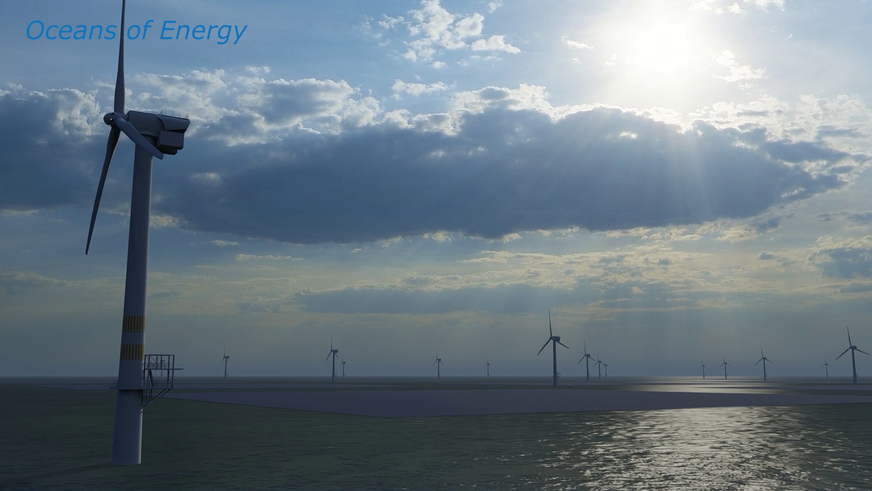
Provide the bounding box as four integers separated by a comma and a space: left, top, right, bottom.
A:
3, 0, 872, 378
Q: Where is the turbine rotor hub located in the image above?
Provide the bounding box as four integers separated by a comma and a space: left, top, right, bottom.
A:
103, 111, 126, 126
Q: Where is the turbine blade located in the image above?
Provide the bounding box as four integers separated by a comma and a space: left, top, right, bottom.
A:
432, 359, 437, 366
115, 0, 125, 113
858, 348, 871, 356
86, 126, 121, 255
548, 310, 553, 337
557, 340, 569, 349
755, 358, 762, 366
325, 352, 331, 362
115, 117, 164, 160
847, 326, 852, 346
837, 347, 851, 360
537, 339, 550, 356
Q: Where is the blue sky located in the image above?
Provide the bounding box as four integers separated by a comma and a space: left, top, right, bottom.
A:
3, 0, 872, 378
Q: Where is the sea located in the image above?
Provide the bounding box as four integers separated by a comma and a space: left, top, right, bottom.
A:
2, 380, 872, 490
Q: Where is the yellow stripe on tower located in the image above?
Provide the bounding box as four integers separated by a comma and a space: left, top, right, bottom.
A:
122, 315, 145, 333
120, 343, 145, 360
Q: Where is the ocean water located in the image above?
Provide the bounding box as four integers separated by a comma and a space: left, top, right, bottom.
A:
3, 384, 872, 490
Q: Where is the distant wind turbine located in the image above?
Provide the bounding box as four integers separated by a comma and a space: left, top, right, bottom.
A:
837, 326, 869, 385
821, 358, 831, 379
603, 361, 609, 378
325, 338, 339, 384
537, 311, 569, 387
341, 357, 346, 379
699, 360, 706, 379
484, 357, 491, 378
577, 342, 593, 382
719, 355, 730, 380
433, 350, 443, 380
755, 346, 773, 381
220, 347, 230, 382
594, 353, 603, 379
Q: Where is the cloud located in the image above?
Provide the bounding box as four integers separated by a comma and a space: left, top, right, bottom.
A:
391, 79, 448, 96
561, 37, 593, 50
380, 0, 520, 62
713, 50, 766, 83
812, 236, 872, 279
0, 271, 65, 296
0, 89, 101, 211
2, 79, 862, 246
744, 0, 787, 11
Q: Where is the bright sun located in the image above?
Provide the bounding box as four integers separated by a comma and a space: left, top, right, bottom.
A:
596, 3, 716, 98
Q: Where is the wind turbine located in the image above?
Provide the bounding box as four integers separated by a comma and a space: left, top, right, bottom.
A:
718, 355, 730, 380
433, 350, 443, 380
220, 347, 230, 382
594, 353, 603, 379
537, 311, 569, 387
577, 342, 593, 382
484, 357, 491, 378
603, 361, 609, 378
87, 0, 190, 466
821, 359, 831, 379
837, 326, 869, 385
340, 357, 346, 379
755, 346, 773, 381
325, 338, 339, 383
699, 360, 706, 379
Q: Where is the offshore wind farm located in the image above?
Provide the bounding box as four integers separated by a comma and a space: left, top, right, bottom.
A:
6, 0, 872, 488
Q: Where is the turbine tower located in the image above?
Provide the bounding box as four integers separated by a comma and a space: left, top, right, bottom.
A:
220, 347, 230, 382
484, 358, 491, 378
87, 0, 190, 465
821, 358, 831, 379
718, 355, 730, 380
577, 342, 593, 382
433, 350, 443, 380
325, 338, 339, 383
537, 311, 569, 387
699, 360, 706, 379
837, 326, 869, 385
755, 346, 772, 381
340, 357, 346, 379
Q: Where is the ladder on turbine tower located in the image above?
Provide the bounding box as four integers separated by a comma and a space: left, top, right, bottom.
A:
141, 354, 182, 408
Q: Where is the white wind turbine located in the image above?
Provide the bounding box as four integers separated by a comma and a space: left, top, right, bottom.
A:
340, 357, 346, 379
837, 326, 869, 385
755, 346, 772, 381
86, 0, 190, 465
719, 355, 730, 380
220, 348, 230, 382
577, 342, 593, 382
484, 357, 491, 378
433, 350, 443, 380
537, 311, 569, 387
325, 338, 339, 383
699, 360, 706, 379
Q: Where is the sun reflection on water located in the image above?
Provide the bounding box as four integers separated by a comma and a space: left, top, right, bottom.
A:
485, 405, 872, 490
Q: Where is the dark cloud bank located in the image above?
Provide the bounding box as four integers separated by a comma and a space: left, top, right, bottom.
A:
2, 90, 856, 243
